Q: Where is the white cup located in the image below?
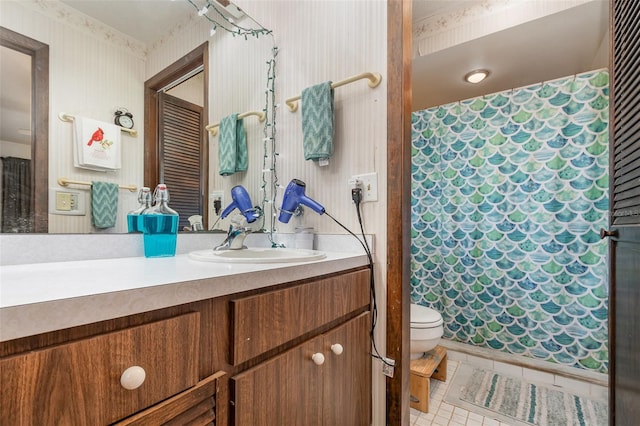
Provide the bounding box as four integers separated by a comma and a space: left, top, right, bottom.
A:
294, 230, 314, 250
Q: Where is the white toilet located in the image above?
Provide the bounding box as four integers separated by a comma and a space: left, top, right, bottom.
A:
410, 303, 444, 360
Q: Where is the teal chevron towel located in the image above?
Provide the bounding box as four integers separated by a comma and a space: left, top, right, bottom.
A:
218, 113, 248, 176
301, 81, 334, 163
91, 181, 118, 228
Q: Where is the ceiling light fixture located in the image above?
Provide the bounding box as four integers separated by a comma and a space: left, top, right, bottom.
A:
464, 69, 490, 84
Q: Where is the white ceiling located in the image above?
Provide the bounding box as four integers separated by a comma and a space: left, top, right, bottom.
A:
59, 0, 196, 45
411, 0, 609, 110
412, 0, 471, 22
1, 1, 610, 145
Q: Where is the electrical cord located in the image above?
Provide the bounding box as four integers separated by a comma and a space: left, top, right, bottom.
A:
324, 187, 394, 367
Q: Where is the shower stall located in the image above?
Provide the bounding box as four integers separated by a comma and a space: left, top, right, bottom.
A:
410, 69, 610, 374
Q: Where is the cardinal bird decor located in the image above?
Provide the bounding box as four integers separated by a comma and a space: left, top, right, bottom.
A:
87, 127, 103, 146
86, 127, 113, 150
73, 117, 121, 170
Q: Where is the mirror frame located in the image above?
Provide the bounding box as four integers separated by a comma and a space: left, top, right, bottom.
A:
0, 27, 49, 233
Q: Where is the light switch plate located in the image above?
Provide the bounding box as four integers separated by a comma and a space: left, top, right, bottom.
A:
49, 188, 86, 215
56, 192, 72, 211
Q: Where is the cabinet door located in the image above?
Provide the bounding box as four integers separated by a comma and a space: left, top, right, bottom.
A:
231, 313, 372, 426
231, 336, 323, 426
323, 313, 371, 426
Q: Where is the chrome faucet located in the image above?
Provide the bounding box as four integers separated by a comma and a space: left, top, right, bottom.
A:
214, 215, 252, 250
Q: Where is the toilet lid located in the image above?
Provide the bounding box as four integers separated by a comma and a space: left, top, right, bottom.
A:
410, 304, 443, 327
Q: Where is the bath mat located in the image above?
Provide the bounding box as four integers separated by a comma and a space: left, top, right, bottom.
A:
445, 363, 608, 426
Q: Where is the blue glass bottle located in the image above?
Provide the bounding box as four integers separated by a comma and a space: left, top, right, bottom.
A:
127, 187, 152, 233
142, 184, 179, 258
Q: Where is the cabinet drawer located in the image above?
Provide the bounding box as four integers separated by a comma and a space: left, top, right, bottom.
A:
231, 269, 370, 364
0, 313, 199, 425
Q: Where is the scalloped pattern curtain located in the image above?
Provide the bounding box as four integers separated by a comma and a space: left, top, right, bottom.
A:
410, 70, 609, 373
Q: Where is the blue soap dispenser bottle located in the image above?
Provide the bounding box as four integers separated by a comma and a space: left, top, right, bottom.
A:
142, 184, 179, 257
127, 186, 152, 233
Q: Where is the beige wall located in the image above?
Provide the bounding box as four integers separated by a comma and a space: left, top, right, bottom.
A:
242, 2, 388, 423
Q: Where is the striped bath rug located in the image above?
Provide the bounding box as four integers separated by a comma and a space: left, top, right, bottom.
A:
446, 364, 608, 426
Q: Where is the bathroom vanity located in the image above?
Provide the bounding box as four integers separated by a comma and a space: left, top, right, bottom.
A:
0, 252, 371, 425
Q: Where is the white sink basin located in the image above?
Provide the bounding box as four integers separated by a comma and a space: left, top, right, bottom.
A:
188, 248, 326, 263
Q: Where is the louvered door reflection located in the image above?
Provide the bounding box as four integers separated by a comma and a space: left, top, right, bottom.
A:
610, 1, 640, 424
158, 92, 205, 230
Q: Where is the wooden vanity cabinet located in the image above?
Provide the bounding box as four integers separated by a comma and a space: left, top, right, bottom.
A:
229, 269, 372, 426
0, 266, 371, 426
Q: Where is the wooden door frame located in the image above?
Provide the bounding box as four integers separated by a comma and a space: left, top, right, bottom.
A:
607, 0, 615, 419
144, 42, 209, 218
386, 0, 412, 424
0, 27, 49, 233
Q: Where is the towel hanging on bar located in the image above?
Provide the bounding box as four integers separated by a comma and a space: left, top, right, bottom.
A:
285, 71, 382, 112
57, 177, 137, 192
206, 110, 265, 136
218, 113, 248, 176
91, 181, 119, 229
301, 81, 335, 165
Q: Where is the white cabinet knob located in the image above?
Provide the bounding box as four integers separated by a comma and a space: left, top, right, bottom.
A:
331, 343, 344, 355
311, 353, 325, 365
120, 365, 146, 390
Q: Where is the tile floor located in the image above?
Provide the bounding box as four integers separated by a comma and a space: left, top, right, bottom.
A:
410, 359, 515, 426
410, 358, 608, 426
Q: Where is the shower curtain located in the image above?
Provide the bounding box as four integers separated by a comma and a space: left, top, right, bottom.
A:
410, 70, 609, 373
1, 156, 33, 233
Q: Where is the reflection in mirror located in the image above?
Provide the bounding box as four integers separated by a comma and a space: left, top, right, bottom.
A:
176, 0, 278, 239
0, 0, 273, 234
164, 70, 205, 231
144, 44, 208, 233
144, 2, 277, 237
0, 27, 49, 233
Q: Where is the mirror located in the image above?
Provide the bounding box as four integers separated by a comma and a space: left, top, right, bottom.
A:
0, 0, 274, 234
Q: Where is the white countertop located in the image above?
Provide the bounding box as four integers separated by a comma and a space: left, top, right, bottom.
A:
0, 251, 369, 342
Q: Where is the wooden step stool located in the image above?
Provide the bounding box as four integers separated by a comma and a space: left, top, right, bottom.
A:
409, 345, 447, 413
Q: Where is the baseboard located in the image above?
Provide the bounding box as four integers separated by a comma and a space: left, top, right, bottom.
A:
439, 339, 608, 387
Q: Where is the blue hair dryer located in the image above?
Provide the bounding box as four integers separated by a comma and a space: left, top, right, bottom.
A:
220, 185, 258, 223
278, 179, 325, 223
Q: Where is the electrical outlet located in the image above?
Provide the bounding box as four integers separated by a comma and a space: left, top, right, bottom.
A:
349, 173, 378, 203
209, 190, 225, 230
210, 191, 224, 215
382, 357, 395, 378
